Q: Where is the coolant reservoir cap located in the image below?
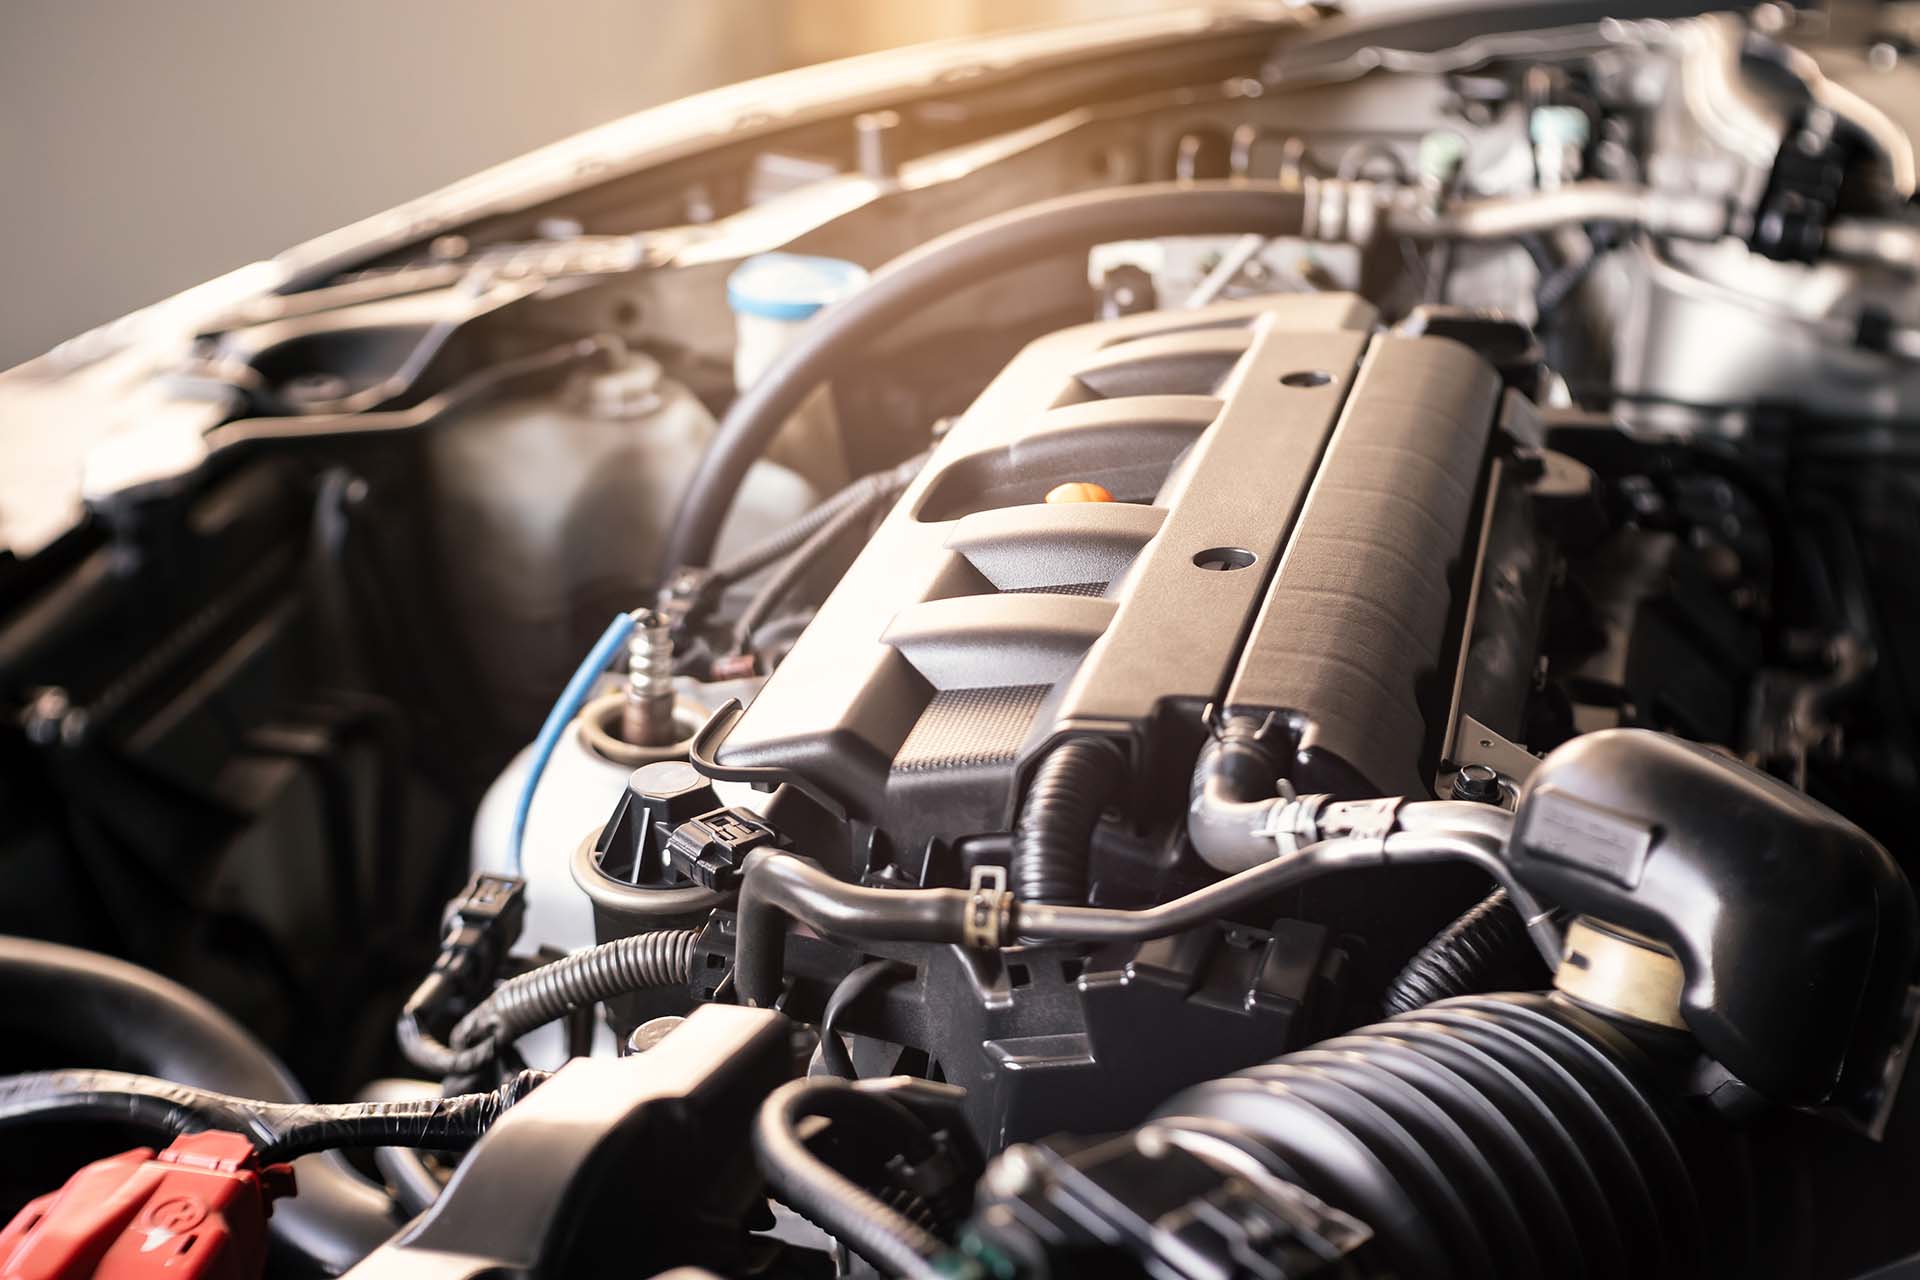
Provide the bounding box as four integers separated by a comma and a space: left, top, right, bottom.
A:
727, 253, 869, 321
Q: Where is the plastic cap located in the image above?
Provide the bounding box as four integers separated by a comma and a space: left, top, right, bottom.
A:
726, 253, 869, 321
1530, 105, 1592, 149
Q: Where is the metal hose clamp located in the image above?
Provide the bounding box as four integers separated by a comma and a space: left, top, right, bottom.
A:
965, 865, 1013, 949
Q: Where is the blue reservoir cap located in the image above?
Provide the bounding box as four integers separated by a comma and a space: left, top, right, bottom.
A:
727, 253, 869, 321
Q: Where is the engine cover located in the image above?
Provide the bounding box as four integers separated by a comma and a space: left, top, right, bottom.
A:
708, 293, 1501, 872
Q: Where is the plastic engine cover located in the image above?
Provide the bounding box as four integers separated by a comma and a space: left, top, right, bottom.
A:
707, 294, 1501, 869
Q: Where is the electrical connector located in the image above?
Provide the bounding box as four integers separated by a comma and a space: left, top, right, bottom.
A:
432, 872, 528, 997
665, 808, 782, 891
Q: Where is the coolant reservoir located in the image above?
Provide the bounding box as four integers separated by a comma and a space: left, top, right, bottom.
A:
728, 252, 869, 495
452, 352, 812, 1064
427, 348, 815, 734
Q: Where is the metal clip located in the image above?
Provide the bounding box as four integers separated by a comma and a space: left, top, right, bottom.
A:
1319, 796, 1403, 858
965, 864, 1011, 950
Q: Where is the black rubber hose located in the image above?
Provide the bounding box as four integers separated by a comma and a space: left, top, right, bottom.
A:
661, 180, 1314, 572
0, 936, 399, 1274
1383, 889, 1546, 1017
732, 827, 1524, 1008
0, 1068, 547, 1164
812, 960, 912, 1079
398, 930, 701, 1077
1013, 738, 1126, 906
736, 853, 971, 1009
1186, 714, 1292, 873
753, 1078, 946, 1280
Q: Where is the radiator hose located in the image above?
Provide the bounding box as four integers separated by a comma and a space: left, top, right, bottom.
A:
660, 181, 1316, 573
1013, 737, 1126, 905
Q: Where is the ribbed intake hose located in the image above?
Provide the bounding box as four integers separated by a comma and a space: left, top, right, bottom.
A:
1013, 738, 1126, 905
1150, 994, 1703, 1280
1382, 889, 1545, 1016
399, 930, 701, 1077
0, 1068, 548, 1163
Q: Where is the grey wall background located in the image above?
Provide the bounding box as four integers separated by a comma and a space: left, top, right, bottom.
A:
0, 0, 1178, 370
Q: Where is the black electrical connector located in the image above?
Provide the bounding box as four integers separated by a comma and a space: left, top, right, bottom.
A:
433, 872, 529, 999
667, 807, 783, 891
396, 873, 529, 1078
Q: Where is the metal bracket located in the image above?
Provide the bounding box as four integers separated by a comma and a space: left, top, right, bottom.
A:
1446, 713, 1541, 788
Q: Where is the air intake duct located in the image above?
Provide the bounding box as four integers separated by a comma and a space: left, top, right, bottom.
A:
965, 993, 1709, 1280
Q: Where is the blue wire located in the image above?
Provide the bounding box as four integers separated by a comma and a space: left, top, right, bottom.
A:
508, 612, 638, 875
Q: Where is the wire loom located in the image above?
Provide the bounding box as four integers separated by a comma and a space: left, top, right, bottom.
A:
0, 1067, 550, 1163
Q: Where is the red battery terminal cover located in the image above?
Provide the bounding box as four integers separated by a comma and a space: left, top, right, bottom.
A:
0, 1132, 293, 1280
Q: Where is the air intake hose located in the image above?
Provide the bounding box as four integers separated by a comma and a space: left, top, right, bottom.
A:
1149, 994, 1703, 1279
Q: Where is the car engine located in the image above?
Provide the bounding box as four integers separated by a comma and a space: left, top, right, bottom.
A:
10, 4, 1920, 1278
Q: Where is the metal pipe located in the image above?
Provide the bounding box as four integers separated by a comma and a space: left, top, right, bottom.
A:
1387, 181, 1731, 242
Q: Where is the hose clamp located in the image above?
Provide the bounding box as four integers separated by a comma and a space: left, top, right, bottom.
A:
965, 865, 1013, 949
1319, 796, 1403, 858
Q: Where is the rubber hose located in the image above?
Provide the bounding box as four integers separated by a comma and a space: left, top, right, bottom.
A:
811, 960, 912, 1079
452, 929, 699, 1050
0, 1068, 548, 1163
1152, 993, 1704, 1279
1186, 714, 1292, 874
661, 180, 1313, 572
732, 828, 1527, 1007
735, 852, 972, 1009
753, 1078, 946, 1280
0, 936, 399, 1274
1382, 889, 1545, 1017
1014, 738, 1126, 905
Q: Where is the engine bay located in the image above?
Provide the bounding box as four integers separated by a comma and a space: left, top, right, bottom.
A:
9, 4, 1920, 1277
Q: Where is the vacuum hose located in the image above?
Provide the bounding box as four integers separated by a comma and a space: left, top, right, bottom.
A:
1186, 713, 1293, 874
1013, 738, 1125, 905
753, 1078, 948, 1280
660, 181, 1315, 573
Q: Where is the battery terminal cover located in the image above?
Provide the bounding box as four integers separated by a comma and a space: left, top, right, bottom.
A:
0, 1131, 291, 1280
